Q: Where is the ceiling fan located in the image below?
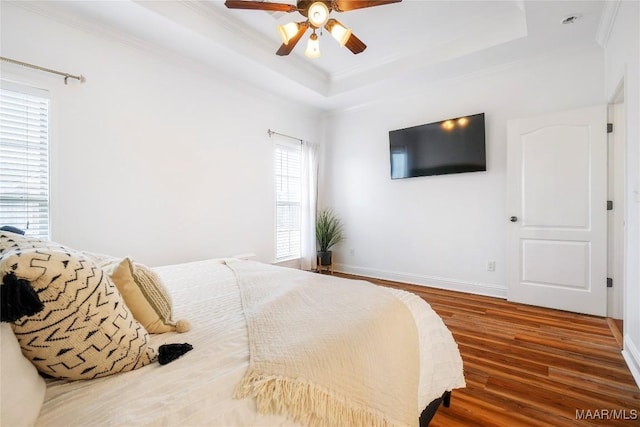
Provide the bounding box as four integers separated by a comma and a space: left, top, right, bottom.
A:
224, 0, 402, 58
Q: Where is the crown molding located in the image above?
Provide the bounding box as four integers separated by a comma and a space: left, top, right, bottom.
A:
595, 0, 621, 48
137, 0, 331, 94
178, 1, 329, 82
177, 0, 414, 96
4, 1, 325, 112
8, 1, 330, 97
330, 0, 528, 92
9, 1, 181, 61
324, 44, 601, 116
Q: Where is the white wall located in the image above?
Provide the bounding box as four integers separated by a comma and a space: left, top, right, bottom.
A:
603, 0, 640, 386
1, 3, 322, 266
322, 48, 605, 297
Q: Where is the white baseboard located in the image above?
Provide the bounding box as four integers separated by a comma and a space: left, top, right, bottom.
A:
623, 334, 640, 388
334, 263, 507, 299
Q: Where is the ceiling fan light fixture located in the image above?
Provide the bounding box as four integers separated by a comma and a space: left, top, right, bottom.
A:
305, 32, 321, 58
225, 0, 401, 57
307, 2, 330, 28
277, 22, 300, 44
326, 19, 352, 46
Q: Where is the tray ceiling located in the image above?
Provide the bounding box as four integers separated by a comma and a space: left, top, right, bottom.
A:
7, 1, 607, 111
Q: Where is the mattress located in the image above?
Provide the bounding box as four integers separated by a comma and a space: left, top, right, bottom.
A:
35, 259, 465, 426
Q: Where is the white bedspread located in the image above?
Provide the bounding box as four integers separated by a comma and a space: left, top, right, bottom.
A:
228, 259, 419, 427
35, 259, 465, 426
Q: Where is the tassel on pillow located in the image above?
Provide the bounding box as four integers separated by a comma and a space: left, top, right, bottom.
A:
1, 273, 44, 322
158, 343, 194, 365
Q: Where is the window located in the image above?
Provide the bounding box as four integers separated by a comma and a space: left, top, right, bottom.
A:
274, 141, 301, 260
0, 85, 50, 238
390, 148, 408, 179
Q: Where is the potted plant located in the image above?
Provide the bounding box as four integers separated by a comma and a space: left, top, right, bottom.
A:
316, 208, 345, 266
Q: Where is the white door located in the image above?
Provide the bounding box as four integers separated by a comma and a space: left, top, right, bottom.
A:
506, 105, 607, 316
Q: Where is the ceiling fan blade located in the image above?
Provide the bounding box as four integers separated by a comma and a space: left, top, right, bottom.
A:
332, 0, 401, 12
224, 0, 297, 12
276, 23, 309, 56
344, 32, 366, 54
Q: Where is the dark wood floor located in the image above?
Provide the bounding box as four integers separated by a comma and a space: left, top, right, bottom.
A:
337, 273, 640, 426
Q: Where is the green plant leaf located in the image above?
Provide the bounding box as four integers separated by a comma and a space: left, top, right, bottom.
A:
316, 208, 345, 251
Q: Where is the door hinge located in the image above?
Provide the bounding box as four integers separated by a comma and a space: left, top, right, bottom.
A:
607, 200, 613, 211
607, 277, 613, 288
607, 123, 613, 133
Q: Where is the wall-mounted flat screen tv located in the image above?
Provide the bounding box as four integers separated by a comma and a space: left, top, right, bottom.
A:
389, 113, 486, 179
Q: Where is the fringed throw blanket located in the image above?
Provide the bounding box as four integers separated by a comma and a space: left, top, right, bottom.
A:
225, 260, 420, 427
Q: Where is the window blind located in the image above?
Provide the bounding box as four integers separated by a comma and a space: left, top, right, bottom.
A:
0, 87, 50, 238
275, 141, 301, 260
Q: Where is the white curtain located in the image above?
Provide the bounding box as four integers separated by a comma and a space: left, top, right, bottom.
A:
300, 141, 319, 271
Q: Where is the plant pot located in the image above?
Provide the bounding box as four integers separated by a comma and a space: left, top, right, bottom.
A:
317, 250, 332, 266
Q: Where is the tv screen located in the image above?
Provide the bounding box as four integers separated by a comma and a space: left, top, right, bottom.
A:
389, 113, 486, 179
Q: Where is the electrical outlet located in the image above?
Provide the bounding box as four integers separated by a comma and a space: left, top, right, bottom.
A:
487, 261, 496, 272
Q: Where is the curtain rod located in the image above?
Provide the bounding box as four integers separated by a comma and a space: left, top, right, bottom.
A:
268, 129, 302, 143
1, 56, 85, 85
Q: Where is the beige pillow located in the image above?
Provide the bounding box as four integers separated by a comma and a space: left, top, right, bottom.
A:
110, 258, 190, 334
0, 247, 157, 380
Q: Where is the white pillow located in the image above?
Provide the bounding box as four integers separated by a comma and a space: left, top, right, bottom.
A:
1, 323, 46, 427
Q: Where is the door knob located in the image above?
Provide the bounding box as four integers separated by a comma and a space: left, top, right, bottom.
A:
510, 216, 518, 222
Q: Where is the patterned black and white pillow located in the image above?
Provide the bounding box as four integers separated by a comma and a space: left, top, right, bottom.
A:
0, 232, 157, 379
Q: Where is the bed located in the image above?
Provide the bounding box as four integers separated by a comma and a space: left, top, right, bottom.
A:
0, 233, 465, 427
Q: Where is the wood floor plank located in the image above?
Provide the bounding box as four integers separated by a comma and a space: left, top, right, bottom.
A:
335, 273, 640, 426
